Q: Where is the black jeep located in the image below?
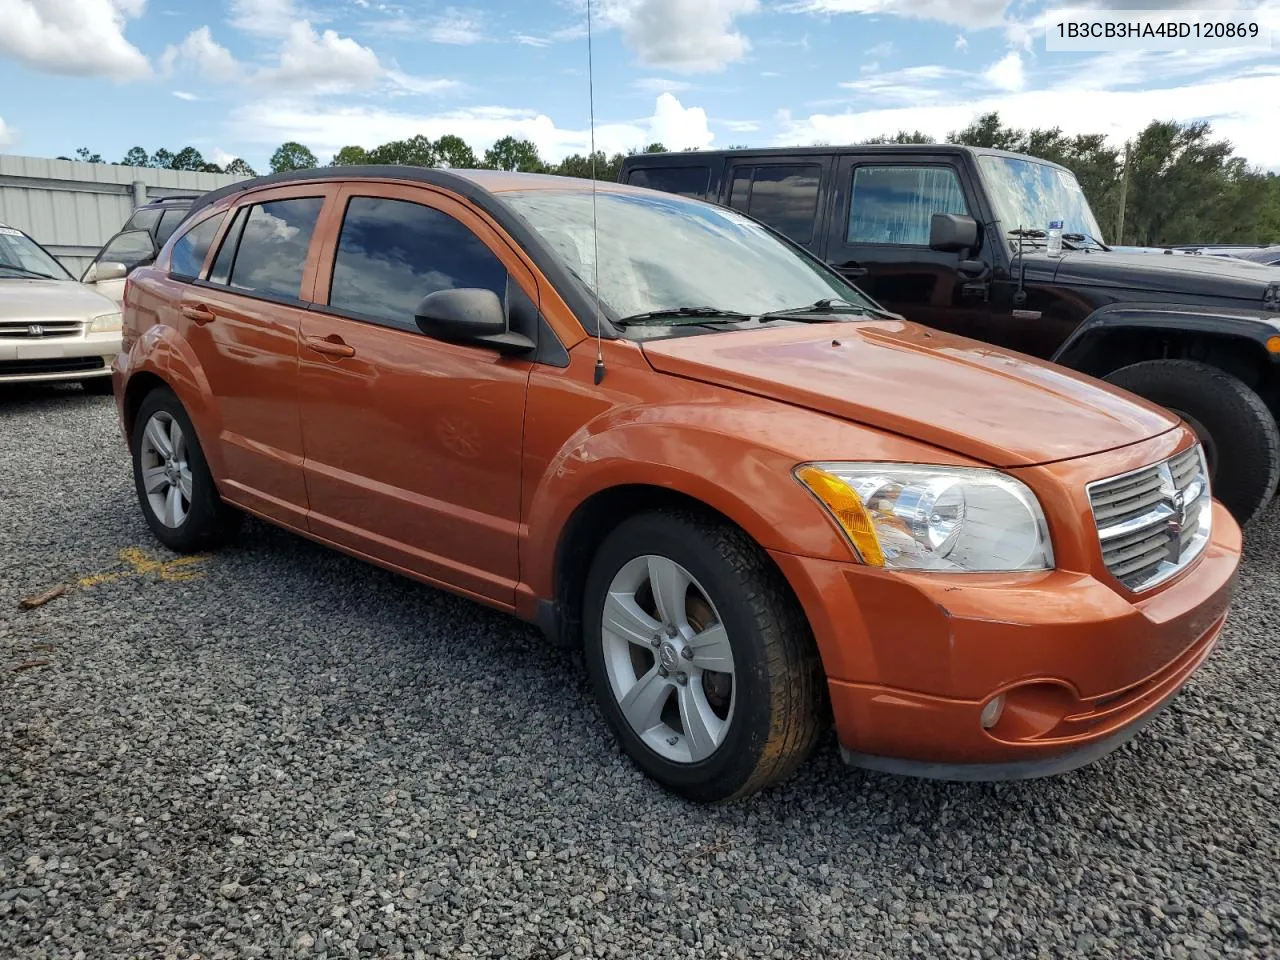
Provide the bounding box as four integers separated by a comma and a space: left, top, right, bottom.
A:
619, 145, 1280, 523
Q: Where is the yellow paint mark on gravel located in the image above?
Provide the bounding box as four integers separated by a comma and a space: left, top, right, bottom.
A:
78, 547, 208, 589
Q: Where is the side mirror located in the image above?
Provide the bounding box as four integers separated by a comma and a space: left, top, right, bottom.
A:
930, 213, 979, 253
95, 261, 128, 282
414, 288, 535, 355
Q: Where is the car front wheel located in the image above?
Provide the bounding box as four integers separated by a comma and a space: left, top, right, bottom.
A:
1104, 359, 1279, 525
583, 510, 825, 802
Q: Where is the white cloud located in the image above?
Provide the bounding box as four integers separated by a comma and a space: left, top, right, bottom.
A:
983, 50, 1024, 91
840, 65, 962, 103
229, 0, 303, 37
779, 66, 1280, 170
790, 0, 1009, 29
597, 0, 759, 73
723, 119, 761, 132
429, 7, 484, 44
0, 115, 12, 149
172, 90, 200, 101
954, 33, 969, 51
230, 93, 714, 163
634, 77, 694, 93
865, 40, 894, 58
0, 0, 150, 80
160, 26, 241, 83
270, 20, 383, 91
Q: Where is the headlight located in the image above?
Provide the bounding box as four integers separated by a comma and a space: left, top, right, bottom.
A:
795, 462, 1054, 572
89, 312, 122, 333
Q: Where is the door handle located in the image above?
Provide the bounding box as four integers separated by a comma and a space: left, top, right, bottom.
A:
837, 262, 869, 278
305, 335, 356, 359
181, 304, 216, 325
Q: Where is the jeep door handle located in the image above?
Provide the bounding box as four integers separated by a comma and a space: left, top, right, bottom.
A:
838, 262, 869, 278
305, 335, 356, 359
181, 304, 216, 325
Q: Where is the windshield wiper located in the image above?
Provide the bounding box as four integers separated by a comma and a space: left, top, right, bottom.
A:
761, 298, 901, 321
1006, 228, 1082, 251
0, 264, 61, 280
616, 306, 752, 326
1063, 232, 1111, 251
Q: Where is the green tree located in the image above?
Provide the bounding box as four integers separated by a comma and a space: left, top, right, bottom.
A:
366, 134, 436, 167
643, 142, 667, 153
121, 146, 149, 166
434, 134, 479, 169
223, 158, 257, 177
483, 136, 545, 172
170, 146, 212, 172
330, 145, 369, 166
75, 147, 104, 163
149, 148, 175, 169
862, 131, 933, 144
269, 141, 318, 173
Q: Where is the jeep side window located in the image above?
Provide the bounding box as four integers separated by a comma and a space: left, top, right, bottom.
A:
123, 207, 162, 237
727, 165, 822, 244
626, 166, 710, 199
847, 166, 969, 246
155, 208, 188, 247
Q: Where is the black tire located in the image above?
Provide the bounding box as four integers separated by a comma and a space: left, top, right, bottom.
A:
583, 510, 826, 802
1104, 359, 1279, 525
81, 376, 114, 396
130, 386, 241, 553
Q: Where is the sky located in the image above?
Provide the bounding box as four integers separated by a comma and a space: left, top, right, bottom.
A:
0, 0, 1277, 173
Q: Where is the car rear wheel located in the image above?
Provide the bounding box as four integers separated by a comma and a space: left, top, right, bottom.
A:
583, 510, 825, 802
131, 387, 241, 553
1104, 359, 1279, 525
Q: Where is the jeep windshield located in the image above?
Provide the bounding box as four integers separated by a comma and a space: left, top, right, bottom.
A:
978, 156, 1106, 250
500, 187, 880, 334
0, 228, 73, 281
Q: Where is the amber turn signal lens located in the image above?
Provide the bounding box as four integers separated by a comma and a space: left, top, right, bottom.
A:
1267, 335, 1280, 354
795, 465, 886, 566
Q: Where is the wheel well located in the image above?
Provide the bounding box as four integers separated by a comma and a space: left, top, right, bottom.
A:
1070, 329, 1280, 418
121, 371, 168, 443
550, 485, 797, 651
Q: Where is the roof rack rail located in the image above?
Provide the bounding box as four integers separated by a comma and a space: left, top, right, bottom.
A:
146, 194, 201, 204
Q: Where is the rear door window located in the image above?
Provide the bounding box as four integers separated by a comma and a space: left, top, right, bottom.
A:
626, 166, 711, 199
726, 164, 822, 244
156, 207, 188, 246
847, 165, 970, 246
328, 196, 508, 330
225, 197, 325, 300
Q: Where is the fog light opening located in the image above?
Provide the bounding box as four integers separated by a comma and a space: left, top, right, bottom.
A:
980, 694, 1006, 730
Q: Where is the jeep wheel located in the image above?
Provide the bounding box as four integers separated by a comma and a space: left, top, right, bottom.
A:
582, 511, 825, 802
1104, 359, 1279, 525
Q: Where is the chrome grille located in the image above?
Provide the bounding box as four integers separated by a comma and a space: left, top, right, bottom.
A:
1087, 445, 1212, 592
0, 319, 83, 339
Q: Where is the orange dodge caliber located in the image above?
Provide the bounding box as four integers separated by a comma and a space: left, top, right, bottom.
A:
113, 168, 1240, 802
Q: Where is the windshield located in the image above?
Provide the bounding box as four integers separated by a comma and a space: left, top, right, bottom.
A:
977, 156, 1104, 246
0, 227, 72, 280
501, 189, 877, 326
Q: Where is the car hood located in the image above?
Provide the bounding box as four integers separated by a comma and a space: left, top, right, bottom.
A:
0, 279, 118, 320
1049, 248, 1280, 304
641, 321, 1178, 468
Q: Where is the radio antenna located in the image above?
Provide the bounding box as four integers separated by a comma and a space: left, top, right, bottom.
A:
586, 0, 606, 385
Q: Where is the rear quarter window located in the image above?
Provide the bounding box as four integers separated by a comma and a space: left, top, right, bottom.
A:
626, 166, 711, 199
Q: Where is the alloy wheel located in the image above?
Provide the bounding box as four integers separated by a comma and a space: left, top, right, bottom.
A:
138, 411, 193, 529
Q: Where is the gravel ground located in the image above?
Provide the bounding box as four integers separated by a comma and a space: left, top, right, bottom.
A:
2, 383, 1278, 960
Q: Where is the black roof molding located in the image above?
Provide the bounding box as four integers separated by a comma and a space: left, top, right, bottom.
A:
182, 165, 616, 339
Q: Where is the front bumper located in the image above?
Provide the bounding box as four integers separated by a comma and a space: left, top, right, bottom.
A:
0, 331, 120, 383
769, 499, 1241, 778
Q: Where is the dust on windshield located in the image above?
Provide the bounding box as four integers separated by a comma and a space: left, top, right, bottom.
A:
501, 188, 876, 327
978, 156, 1105, 244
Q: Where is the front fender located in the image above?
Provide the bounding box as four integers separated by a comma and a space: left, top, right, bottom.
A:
1053, 301, 1280, 368
119, 322, 223, 476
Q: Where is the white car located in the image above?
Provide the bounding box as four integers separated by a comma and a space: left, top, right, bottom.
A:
0, 222, 124, 393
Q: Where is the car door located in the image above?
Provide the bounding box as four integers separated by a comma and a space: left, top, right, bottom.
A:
721, 158, 832, 254
172, 185, 338, 528
296, 182, 537, 607
823, 155, 993, 336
